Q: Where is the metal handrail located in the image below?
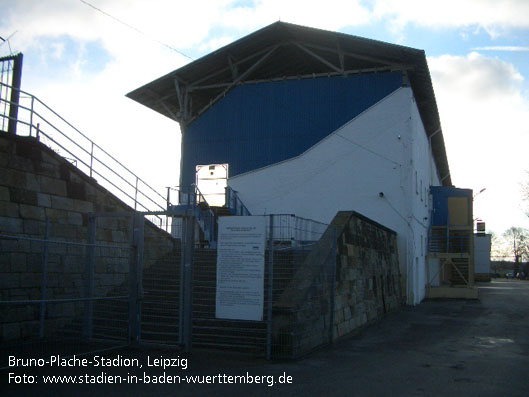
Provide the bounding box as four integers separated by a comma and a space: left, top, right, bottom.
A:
0, 82, 167, 220
193, 184, 216, 245
1, 82, 165, 204
428, 234, 471, 254
167, 185, 217, 245
225, 185, 251, 216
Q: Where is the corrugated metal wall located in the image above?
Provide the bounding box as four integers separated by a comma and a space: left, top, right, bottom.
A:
430, 186, 473, 226
182, 72, 403, 187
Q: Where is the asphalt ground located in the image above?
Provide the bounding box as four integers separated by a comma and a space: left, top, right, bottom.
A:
2, 279, 529, 396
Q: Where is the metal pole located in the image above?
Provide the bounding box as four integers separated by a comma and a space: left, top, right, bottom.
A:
39, 218, 50, 338
134, 177, 139, 211
266, 215, 274, 360
89, 142, 94, 178
7, 53, 23, 135
178, 216, 186, 345
83, 214, 96, 340
29, 96, 35, 137
36, 123, 40, 141
129, 212, 144, 344
136, 213, 144, 341
182, 209, 195, 352
329, 227, 337, 344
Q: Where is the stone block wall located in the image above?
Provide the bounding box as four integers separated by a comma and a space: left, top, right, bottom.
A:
272, 222, 336, 358
332, 211, 401, 339
0, 133, 175, 342
272, 210, 401, 358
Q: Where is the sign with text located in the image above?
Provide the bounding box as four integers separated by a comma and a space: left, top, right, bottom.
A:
215, 216, 266, 321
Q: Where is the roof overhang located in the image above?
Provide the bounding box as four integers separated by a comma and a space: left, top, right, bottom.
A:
127, 21, 451, 186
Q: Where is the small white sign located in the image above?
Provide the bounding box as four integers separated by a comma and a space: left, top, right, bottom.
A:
215, 216, 266, 321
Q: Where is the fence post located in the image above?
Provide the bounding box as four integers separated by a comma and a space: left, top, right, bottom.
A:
29, 96, 35, 137
129, 212, 144, 344
266, 215, 274, 360
89, 142, 94, 178
134, 177, 139, 211
39, 217, 50, 338
83, 214, 96, 340
182, 209, 195, 352
7, 53, 23, 135
329, 226, 337, 344
178, 216, 185, 345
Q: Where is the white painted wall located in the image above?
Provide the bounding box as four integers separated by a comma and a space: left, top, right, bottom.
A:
229, 87, 441, 304
408, 91, 440, 304
474, 234, 491, 274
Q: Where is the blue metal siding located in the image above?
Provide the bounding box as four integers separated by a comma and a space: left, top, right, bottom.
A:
430, 186, 473, 226
182, 72, 403, 186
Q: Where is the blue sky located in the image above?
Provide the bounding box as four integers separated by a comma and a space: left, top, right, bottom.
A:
1, 0, 529, 241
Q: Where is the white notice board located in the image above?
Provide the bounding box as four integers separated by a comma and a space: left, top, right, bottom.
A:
215, 216, 266, 321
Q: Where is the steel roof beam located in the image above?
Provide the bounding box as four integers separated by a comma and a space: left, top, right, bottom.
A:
337, 40, 345, 72
187, 65, 412, 91
187, 44, 283, 90
160, 101, 178, 121
292, 41, 343, 74
190, 45, 280, 123
227, 54, 238, 81
297, 40, 404, 68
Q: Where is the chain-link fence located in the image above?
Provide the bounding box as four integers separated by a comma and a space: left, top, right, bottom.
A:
184, 214, 336, 359
0, 213, 135, 370
140, 215, 181, 347
2, 211, 337, 363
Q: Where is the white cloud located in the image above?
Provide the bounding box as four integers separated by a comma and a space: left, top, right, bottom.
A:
0, 0, 374, 195
199, 36, 236, 53
1, 0, 529, 228
219, 0, 371, 32
473, 46, 529, 52
50, 41, 64, 59
372, 0, 529, 37
428, 52, 529, 234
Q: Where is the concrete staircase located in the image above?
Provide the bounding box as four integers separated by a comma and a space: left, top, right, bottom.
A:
139, 247, 269, 353
192, 249, 268, 352
140, 247, 181, 345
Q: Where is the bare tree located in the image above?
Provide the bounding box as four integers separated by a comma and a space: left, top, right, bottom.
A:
491, 231, 511, 259
503, 228, 529, 274
523, 171, 529, 217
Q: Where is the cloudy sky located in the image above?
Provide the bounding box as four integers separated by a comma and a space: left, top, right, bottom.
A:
1, 0, 528, 236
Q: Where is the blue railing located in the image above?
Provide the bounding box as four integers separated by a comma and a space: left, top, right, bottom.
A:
167, 185, 252, 247
168, 185, 216, 247
225, 186, 251, 216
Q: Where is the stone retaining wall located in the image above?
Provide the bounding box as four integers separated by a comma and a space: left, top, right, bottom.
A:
0, 133, 174, 342
333, 211, 402, 339
273, 211, 401, 358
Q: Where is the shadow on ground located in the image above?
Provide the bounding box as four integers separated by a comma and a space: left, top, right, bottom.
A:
2, 280, 529, 396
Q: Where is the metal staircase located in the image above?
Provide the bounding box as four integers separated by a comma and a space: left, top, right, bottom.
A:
167, 185, 251, 248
